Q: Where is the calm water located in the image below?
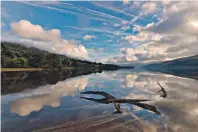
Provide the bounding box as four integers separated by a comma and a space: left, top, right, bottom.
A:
2, 70, 198, 132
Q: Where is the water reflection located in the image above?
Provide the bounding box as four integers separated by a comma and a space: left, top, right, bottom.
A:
80, 91, 160, 115
155, 100, 198, 132
2, 70, 198, 132
118, 71, 198, 132
119, 72, 198, 100
1, 69, 100, 95
9, 76, 88, 116
157, 83, 167, 98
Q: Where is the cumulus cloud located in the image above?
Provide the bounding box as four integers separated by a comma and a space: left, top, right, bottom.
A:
122, 2, 198, 63
120, 48, 138, 62
161, 0, 170, 6
83, 35, 96, 41
11, 20, 61, 42
10, 76, 88, 116
125, 32, 162, 42
10, 20, 88, 59
132, 24, 142, 32
109, 42, 167, 64
132, 23, 154, 32
102, 50, 138, 64
141, 2, 157, 15
125, 33, 146, 42
123, 0, 129, 5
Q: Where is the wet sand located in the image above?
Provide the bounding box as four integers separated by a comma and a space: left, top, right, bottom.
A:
34, 112, 163, 132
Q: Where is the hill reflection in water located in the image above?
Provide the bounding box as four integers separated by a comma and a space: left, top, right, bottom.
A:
1, 69, 102, 95
2, 70, 198, 132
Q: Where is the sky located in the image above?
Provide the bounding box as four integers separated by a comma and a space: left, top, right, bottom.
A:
1, 1, 198, 64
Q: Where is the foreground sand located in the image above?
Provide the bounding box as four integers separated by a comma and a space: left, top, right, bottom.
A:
34, 112, 164, 132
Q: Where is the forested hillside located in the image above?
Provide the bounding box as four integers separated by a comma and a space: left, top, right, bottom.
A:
1, 41, 120, 70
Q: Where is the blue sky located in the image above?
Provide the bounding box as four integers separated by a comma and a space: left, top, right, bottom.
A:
1, 1, 198, 64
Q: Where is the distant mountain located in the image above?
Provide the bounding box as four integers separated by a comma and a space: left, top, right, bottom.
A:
1, 41, 127, 71
147, 55, 198, 68
145, 55, 198, 80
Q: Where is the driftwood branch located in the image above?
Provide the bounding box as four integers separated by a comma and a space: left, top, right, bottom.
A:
157, 82, 167, 98
80, 91, 161, 115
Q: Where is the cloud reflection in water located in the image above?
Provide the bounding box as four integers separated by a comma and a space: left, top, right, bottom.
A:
121, 72, 198, 132
4, 71, 198, 131
10, 76, 88, 116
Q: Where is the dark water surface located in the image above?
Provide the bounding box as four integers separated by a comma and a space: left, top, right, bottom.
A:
2, 70, 198, 132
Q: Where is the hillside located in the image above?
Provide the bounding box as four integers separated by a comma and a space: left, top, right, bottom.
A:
1, 41, 122, 70
145, 55, 198, 80
147, 55, 198, 68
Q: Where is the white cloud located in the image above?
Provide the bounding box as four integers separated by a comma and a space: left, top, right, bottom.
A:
113, 23, 121, 27
132, 23, 154, 32
144, 22, 154, 29
125, 32, 162, 42
144, 2, 198, 61
102, 48, 139, 63
133, 1, 141, 7
141, 2, 157, 15
11, 20, 61, 42
120, 48, 138, 62
122, 2, 198, 63
123, 0, 129, 5
10, 20, 88, 59
125, 32, 148, 42
132, 24, 142, 32
83, 35, 96, 41
108, 42, 168, 64
149, 10, 198, 36
161, 0, 170, 5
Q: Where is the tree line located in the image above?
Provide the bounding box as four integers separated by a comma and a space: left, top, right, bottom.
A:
1, 41, 120, 70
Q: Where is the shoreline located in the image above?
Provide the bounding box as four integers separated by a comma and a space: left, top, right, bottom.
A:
1, 68, 43, 72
